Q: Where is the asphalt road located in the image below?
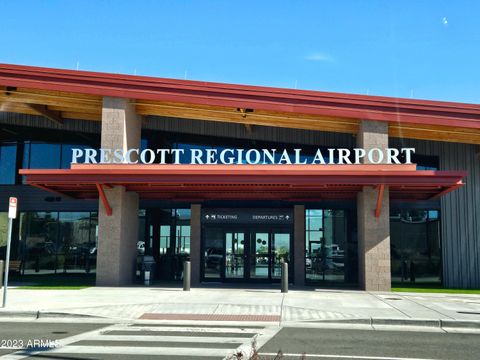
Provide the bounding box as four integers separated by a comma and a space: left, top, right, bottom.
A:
0, 322, 106, 357
259, 327, 480, 360
1, 321, 480, 359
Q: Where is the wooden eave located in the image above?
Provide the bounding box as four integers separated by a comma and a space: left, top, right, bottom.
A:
1, 63, 480, 144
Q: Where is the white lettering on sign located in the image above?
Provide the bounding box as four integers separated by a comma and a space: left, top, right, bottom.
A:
70, 147, 416, 165
8, 197, 17, 219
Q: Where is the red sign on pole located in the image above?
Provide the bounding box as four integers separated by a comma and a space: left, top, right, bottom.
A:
8, 197, 17, 219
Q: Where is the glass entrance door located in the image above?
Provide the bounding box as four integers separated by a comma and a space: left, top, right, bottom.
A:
225, 232, 246, 279
250, 232, 269, 279
202, 226, 292, 282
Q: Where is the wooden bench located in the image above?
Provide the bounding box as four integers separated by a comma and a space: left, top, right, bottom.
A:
8, 260, 21, 274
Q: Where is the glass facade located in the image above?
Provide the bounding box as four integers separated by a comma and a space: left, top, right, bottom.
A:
305, 209, 353, 284
0, 130, 446, 288
226, 231, 245, 279
23, 142, 92, 170
203, 227, 224, 279
0, 143, 17, 184
18, 212, 98, 275
390, 210, 442, 284
146, 208, 191, 280
0, 212, 8, 258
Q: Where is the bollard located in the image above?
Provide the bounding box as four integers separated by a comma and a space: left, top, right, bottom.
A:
144, 270, 150, 286
281, 262, 288, 293
183, 261, 191, 291
0, 260, 3, 289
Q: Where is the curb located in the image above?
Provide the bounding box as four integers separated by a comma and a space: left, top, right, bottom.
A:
0, 310, 103, 320
1, 311, 480, 330
311, 317, 480, 329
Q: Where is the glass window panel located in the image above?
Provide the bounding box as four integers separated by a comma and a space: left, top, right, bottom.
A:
29, 143, 61, 169
140, 138, 148, 151
203, 227, 224, 279
271, 233, 290, 279
21, 142, 30, 184
390, 209, 441, 285
225, 232, 245, 279
307, 231, 322, 242
306, 209, 347, 283
175, 209, 191, 221
0, 213, 8, 258
88, 212, 98, 273
306, 210, 323, 231
176, 225, 190, 255
58, 212, 92, 273
22, 142, 30, 168
21, 212, 58, 275
159, 225, 170, 254
0, 143, 17, 184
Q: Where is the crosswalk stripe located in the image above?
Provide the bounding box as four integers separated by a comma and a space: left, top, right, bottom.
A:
0, 322, 271, 359
43, 345, 233, 357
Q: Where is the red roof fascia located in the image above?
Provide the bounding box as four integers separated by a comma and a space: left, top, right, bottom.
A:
1, 63, 480, 129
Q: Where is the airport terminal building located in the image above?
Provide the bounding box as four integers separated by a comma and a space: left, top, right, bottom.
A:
0, 63, 479, 290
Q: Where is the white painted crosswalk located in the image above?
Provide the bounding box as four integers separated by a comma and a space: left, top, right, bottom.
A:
0, 322, 280, 359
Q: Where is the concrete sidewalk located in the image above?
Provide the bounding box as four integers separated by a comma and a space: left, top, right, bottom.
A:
1, 286, 480, 328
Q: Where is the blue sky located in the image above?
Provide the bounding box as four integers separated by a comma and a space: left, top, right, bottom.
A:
1, 1, 479, 103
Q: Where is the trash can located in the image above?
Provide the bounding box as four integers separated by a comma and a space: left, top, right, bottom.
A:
137, 255, 156, 285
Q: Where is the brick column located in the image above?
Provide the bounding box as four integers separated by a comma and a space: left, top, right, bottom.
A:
190, 204, 201, 286
357, 120, 391, 291
96, 97, 141, 286
293, 205, 305, 286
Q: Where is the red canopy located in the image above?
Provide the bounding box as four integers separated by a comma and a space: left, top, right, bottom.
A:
20, 163, 465, 202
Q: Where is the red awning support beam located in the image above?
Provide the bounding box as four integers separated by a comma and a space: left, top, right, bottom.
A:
428, 181, 464, 200
29, 182, 73, 199
96, 183, 112, 216
375, 184, 385, 218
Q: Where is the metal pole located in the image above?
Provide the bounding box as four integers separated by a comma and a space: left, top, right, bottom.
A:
144, 270, 150, 286
183, 261, 191, 291
281, 262, 288, 293
2, 218, 13, 308
0, 260, 4, 289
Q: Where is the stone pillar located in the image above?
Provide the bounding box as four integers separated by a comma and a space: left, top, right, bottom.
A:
96, 97, 141, 286
190, 204, 201, 286
357, 120, 391, 291
293, 205, 305, 286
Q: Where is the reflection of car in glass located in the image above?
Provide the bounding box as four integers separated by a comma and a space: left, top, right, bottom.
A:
329, 244, 344, 270
330, 244, 344, 258
137, 241, 145, 255
256, 257, 268, 264
68, 244, 96, 256
29, 241, 56, 255
400, 211, 428, 224
206, 248, 223, 268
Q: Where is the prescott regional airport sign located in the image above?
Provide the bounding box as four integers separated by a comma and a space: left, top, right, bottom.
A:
71, 147, 416, 165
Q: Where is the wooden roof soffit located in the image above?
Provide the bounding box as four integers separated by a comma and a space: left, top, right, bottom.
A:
2, 86, 63, 125
25, 103, 64, 125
